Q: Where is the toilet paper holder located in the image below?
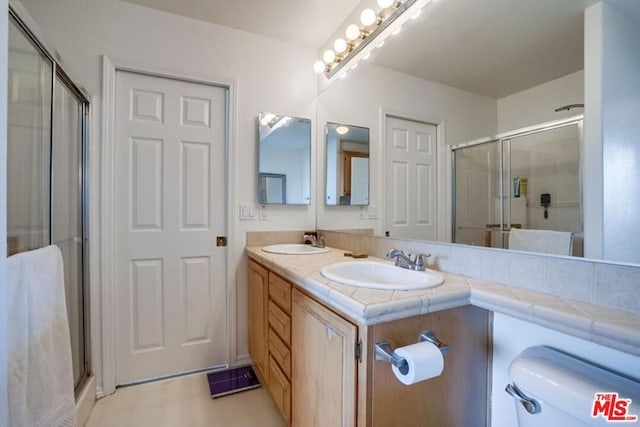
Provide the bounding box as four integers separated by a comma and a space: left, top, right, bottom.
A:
374, 330, 450, 370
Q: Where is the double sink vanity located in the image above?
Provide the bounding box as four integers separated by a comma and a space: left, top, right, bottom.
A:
247, 241, 491, 426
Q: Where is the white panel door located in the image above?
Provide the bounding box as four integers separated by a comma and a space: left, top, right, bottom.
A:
114, 71, 227, 385
385, 116, 437, 240
350, 157, 369, 205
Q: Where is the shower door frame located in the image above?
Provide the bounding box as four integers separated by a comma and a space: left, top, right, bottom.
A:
451, 115, 584, 249
8, 5, 92, 396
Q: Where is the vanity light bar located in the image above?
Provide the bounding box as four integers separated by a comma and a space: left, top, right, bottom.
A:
315, 0, 432, 81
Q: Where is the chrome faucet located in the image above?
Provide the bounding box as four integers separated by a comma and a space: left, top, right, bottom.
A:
386, 248, 430, 271
303, 233, 325, 248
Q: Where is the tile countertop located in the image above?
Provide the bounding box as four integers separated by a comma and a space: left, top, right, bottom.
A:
246, 246, 640, 358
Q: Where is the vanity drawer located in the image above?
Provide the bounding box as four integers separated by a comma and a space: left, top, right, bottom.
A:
269, 327, 291, 379
268, 355, 291, 424
269, 300, 291, 346
269, 273, 292, 313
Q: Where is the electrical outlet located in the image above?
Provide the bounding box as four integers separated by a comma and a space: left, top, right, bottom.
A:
358, 206, 367, 220
259, 204, 268, 220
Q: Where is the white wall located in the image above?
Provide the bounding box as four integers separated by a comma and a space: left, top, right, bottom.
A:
491, 313, 640, 427
1, 0, 9, 424
497, 71, 584, 133
17, 0, 318, 392
584, 1, 640, 263
316, 63, 497, 235
599, 1, 640, 264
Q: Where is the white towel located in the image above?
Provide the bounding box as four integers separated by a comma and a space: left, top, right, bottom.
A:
508, 228, 573, 256
7, 245, 77, 427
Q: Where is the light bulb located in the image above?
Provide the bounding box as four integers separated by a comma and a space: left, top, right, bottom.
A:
360, 8, 377, 26
377, 0, 394, 8
323, 49, 336, 64
334, 38, 347, 54
346, 24, 361, 41
313, 60, 325, 74
260, 113, 274, 126
392, 26, 402, 36
336, 126, 349, 135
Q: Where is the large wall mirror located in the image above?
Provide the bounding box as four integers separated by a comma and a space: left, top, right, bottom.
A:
314, 0, 640, 264
258, 112, 311, 205
325, 122, 370, 206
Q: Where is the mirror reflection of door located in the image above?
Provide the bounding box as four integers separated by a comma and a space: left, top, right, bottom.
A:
341, 150, 368, 204
325, 123, 370, 206
384, 116, 438, 240
350, 157, 369, 205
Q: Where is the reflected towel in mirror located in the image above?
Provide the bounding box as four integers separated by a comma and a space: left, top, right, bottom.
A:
508, 228, 573, 256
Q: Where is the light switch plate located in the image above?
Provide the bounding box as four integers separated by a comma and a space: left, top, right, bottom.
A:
239, 203, 256, 221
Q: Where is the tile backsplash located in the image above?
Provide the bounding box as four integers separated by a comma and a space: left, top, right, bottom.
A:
246, 230, 640, 315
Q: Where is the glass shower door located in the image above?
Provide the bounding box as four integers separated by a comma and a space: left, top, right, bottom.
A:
502, 123, 582, 255
453, 121, 582, 254
52, 74, 88, 390
453, 140, 503, 247
7, 14, 52, 255
8, 11, 91, 394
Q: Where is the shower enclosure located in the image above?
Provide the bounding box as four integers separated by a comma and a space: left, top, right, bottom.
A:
452, 118, 583, 256
7, 9, 91, 395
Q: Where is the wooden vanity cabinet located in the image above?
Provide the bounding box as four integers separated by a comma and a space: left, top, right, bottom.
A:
248, 259, 295, 424
370, 306, 490, 426
248, 258, 490, 427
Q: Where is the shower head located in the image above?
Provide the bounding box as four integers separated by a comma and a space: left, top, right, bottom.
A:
554, 104, 584, 112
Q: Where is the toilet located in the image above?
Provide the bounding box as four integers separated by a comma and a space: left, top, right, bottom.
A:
507, 346, 640, 426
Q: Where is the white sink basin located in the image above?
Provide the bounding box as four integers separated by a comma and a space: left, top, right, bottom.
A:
261, 244, 330, 255
320, 261, 444, 291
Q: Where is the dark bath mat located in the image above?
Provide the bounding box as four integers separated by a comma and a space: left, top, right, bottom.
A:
207, 365, 261, 398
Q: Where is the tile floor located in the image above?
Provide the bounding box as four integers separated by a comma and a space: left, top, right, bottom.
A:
85, 373, 285, 427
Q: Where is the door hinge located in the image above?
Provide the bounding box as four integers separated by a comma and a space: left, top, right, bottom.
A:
216, 236, 228, 247
355, 339, 363, 363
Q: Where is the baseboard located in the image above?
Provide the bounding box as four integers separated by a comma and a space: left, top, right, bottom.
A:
76, 375, 96, 426
235, 353, 252, 366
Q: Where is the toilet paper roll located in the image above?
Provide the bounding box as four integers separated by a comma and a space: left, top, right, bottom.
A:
391, 341, 444, 385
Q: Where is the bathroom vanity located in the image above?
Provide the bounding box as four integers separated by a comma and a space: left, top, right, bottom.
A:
247, 250, 491, 426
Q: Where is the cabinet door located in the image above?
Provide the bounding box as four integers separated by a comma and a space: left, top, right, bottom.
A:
291, 289, 357, 427
248, 259, 269, 380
